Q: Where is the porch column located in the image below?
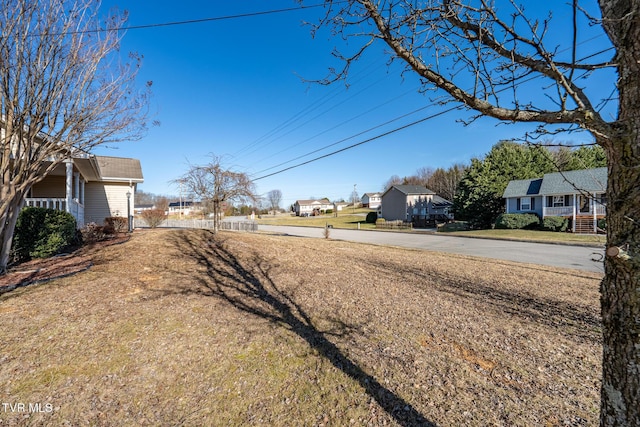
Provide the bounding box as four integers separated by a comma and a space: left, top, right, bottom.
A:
572, 193, 577, 233
73, 172, 80, 201
65, 160, 73, 214
80, 179, 85, 205
593, 192, 597, 233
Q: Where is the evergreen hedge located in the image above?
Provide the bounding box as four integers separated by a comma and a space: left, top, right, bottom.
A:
542, 216, 569, 232
494, 213, 540, 230
12, 207, 77, 262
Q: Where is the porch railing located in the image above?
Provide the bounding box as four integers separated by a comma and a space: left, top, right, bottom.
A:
24, 198, 85, 227
543, 204, 606, 217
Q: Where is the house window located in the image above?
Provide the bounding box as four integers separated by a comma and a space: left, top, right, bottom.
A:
520, 197, 531, 211
552, 196, 565, 207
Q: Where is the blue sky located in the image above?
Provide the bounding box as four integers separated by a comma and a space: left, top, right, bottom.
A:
95, 1, 615, 208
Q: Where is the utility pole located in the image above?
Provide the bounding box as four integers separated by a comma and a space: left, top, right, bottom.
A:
353, 184, 357, 214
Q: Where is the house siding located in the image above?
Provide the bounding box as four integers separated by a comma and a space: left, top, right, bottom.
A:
31, 176, 66, 198
84, 182, 134, 224
506, 196, 543, 217
381, 188, 411, 221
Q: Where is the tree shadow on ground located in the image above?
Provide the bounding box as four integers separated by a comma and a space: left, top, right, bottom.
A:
363, 258, 601, 344
168, 230, 437, 427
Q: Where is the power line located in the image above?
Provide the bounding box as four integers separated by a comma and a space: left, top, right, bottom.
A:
74, 3, 335, 34
253, 105, 462, 181
251, 99, 430, 176
249, 31, 615, 182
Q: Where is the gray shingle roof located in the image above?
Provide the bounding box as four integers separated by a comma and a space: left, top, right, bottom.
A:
392, 185, 435, 195
502, 178, 543, 198
94, 156, 144, 182
431, 195, 453, 207
538, 167, 607, 194
502, 168, 607, 198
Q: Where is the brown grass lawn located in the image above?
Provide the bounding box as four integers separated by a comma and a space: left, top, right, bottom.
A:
0, 228, 602, 426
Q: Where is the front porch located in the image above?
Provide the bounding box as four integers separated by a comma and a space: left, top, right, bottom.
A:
24, 160, 87, 228
542, 194, 606, 234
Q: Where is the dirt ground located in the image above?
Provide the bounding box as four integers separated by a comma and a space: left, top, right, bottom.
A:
0, 228, 602, 426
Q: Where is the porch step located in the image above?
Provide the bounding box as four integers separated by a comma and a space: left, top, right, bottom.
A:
574, 217, 596, 234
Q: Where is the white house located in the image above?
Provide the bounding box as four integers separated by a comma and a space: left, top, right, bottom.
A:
361, 192, 382, 209
294, 198, 333, 216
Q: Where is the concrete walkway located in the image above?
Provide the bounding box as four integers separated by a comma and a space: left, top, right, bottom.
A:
258, 225, 605, 274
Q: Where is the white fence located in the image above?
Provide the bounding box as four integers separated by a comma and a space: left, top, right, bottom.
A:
140, 218, 258, 232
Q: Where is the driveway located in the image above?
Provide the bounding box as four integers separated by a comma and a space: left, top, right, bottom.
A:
258, 225, 605, 274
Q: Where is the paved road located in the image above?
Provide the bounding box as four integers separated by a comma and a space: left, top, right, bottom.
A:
258, 225, 605, 274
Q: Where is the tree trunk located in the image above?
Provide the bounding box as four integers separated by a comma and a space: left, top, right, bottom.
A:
598, 2, 640, 424
600, 135, 640, 425
0, 197, 23, 273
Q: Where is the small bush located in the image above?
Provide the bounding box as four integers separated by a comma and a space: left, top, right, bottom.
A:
12, 207, 77, 262
365, 212, 378, 224
140, 209, 167, 228
495, 213, 540, 230
105, 216, 128, 233
542, 216, 569, 232
597, 218, 607, 232
375, 218, 386, 225
437, 221, 470, 232
80, 222, 108, 243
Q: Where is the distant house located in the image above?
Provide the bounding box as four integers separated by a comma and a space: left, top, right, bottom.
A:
134, 204, 155, 214
409, 195, 454, 226
25, 155, 144, 227
168, 201, 202, 216
380, 185, 438, 222
503, 167, 606, 233
333, 202, 349, 212
294, 198, 333, 216
361, 192, 382, 209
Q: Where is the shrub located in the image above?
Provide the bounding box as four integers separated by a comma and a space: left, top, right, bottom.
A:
437, 221, 470, 232
597, 218, 607, 232
105, 216, 128, 233
80, 222, 108, 243
12, 207, 77, 262
494, 213, 540, 230
542, 216, 569, 232
365, 211, 378, 223
140, 209, 167, 228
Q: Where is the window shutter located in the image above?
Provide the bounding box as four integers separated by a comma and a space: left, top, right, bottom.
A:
517, 198, 521, 210
531, 198, 535, 210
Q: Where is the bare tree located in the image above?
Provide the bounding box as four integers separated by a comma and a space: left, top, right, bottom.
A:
306, 0, 639, 424
175, 156, 256, 232
0, 0, 150, 272
381, 174, 403, 191
424, 163, 468, 201
266, 189, 283, 215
